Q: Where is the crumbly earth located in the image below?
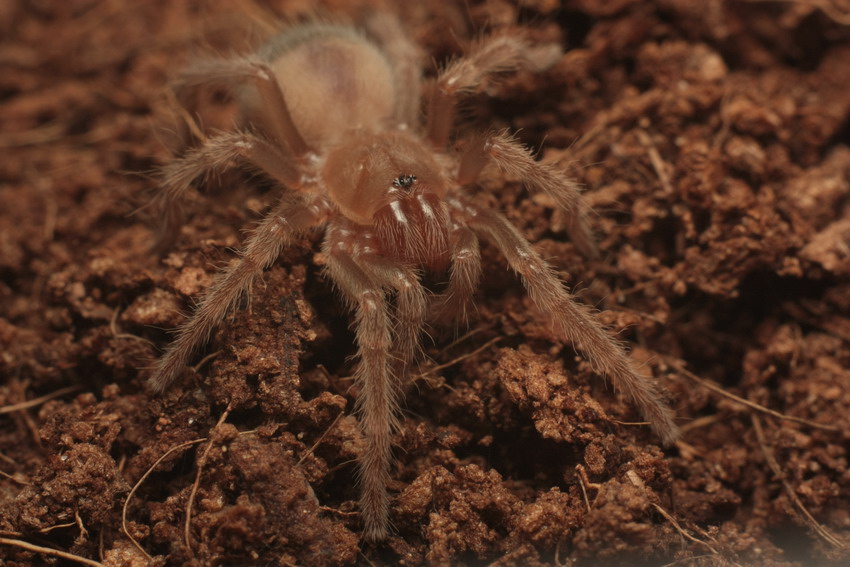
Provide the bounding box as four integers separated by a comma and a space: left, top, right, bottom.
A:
1, 0, 849, 565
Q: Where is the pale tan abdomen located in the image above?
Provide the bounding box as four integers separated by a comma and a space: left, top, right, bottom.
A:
243, 26, 397, 148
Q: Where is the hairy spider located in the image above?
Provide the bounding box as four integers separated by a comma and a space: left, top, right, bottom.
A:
148, 15, 679, 542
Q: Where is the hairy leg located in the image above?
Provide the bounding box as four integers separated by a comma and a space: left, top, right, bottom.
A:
430, 222, 481, 326
359, 256, 428, 378
426, 33, 531, 148
175, 57, 310, 156
457, 131, 597, 258
453, 199, 679, 445
152, 130, 301, 253
149, 195, 326, 393
323, 242, 399, 542
363, 12, 422, 130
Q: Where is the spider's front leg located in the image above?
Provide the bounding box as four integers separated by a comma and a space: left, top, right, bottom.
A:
453, 199, 680, 445
323, 240, 400, 542
457, 131, 597, 258
430, 223, 482, 326
149, 195, 325, 393
358, 257, 428, 377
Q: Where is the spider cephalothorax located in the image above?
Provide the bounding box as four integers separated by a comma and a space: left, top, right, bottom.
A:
149, 15, 679, 542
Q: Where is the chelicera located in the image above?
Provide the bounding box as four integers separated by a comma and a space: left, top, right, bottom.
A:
148, 16, 679, 542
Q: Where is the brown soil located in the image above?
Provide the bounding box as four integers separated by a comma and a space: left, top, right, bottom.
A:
2, 0, 850, 565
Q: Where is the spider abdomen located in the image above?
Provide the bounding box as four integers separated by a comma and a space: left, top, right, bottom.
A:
243, 25, 397, 148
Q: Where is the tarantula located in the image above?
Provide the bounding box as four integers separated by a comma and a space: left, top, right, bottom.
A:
149, 16, 679, 542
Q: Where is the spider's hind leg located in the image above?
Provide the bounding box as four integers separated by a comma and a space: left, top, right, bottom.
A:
153, 54, 313, 253
174, 57, 311, 156
151, 130, 300, 254
363, 11, 423, 130
426, 33, 536, 148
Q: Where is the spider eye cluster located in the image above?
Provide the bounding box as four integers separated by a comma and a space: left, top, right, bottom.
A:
392, 174, 417, 189
321, 131, 447, 225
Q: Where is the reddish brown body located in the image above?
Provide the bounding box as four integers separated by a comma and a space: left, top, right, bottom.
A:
150, 16, 678, 543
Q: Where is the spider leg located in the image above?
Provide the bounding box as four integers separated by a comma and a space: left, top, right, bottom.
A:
430, 222, 481, 326
323, 243, 399, 542
363, 12, 422, 129
152, 130, 301, 253
360, 257, 428, 379
457, 131, 597, 258
426, 33, 532, 148
452, 198, 679, 445
149, 195, 326, 393
174, 57, 311, 156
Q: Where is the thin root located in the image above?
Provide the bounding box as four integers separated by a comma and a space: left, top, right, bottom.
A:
752, 415, 847, 549
414, 336, 501, 382
185, 407, 232, 557
297, 411, 345, 467
122, 437, 207, 561
652, 503, 720, 555
667, 357, 839, 432
0, 385, 81, 415
0, 537, 106, 567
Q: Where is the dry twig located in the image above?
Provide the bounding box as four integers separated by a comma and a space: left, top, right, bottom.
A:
0, 469, 30, 485
297, 411, 345, 467
752, 415, 846, 549
0, 385, 81, 415
0, 536, 106, 567
122, 437, 207, 561
652, 503, 720, 555
666, 357, 839, 432
184, 408, 232, 557
415, 337, 501, 381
